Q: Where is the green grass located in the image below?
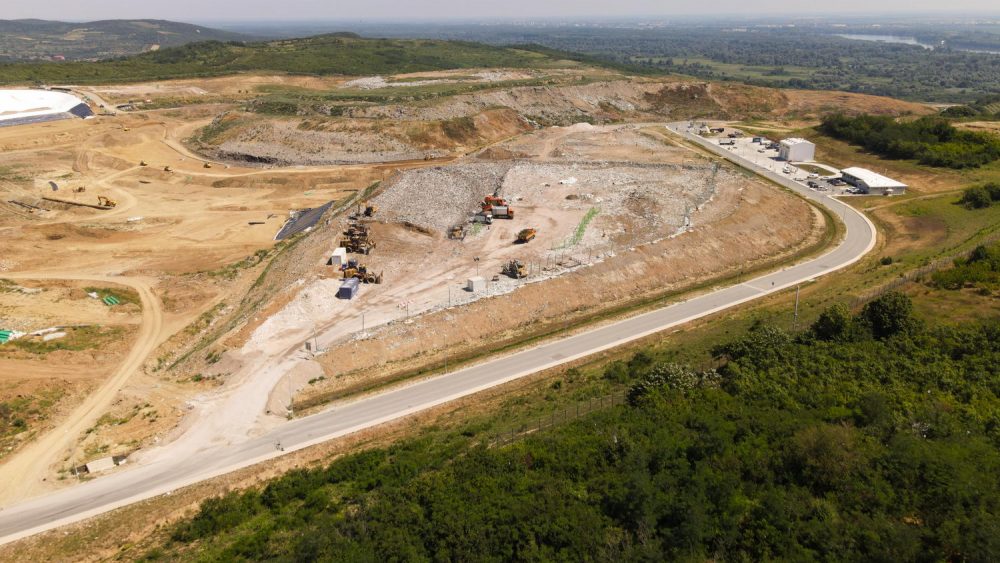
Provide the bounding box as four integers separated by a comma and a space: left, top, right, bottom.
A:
561, 207, 600, 248
83, 286, 140, 308
0, 35, 581, 86
6, 325, 126, 355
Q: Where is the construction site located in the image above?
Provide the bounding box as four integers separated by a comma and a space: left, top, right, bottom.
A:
0, 66, 927, 504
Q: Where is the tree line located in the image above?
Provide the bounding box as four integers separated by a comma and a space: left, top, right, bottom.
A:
149, 291, 1000, 561
819, 114, 1000, 169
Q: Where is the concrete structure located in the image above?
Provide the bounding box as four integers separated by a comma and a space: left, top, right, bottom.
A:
778, 138, 816, 162
840, 167, 908, 195
329, 247, 348, 268
467, 276, 486, 292
84, 457, 116, 474
0, 89, 92, 128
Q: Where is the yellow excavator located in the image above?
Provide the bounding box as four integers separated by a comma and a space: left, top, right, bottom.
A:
97, 196, 118, 208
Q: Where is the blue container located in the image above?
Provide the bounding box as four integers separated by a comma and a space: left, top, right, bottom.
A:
337, 277, 360, 300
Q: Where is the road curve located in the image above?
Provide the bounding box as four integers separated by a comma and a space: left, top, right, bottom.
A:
0, 274, 163, 504
0, 123, 877, 545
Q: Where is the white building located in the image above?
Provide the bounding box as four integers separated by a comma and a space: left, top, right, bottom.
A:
778, 138, 816, 162
0, 89, 92, 128
840, 167, 908, 195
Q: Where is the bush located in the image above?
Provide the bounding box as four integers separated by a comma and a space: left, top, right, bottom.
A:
962, 186, 994, 209
810, 303, 854, 341
857, 291, 916, 339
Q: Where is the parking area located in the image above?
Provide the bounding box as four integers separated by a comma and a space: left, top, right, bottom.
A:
691, 126, 864, 196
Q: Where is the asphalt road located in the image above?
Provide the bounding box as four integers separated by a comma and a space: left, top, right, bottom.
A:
0, 123, 877, 545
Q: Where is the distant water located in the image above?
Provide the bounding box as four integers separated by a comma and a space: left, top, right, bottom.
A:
836, 34, 1000, 55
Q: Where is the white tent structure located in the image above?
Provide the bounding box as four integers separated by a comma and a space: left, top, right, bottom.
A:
0, 89, 93, 128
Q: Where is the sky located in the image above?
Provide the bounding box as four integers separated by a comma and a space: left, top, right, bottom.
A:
6, 0, 1000, 22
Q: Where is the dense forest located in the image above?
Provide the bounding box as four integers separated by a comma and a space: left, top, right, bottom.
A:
149, 292, 1000, 561
819, 114, 1000, 169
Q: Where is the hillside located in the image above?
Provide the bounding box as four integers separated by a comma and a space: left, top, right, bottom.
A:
0, 34, 572, 85
0, 19, 248, 61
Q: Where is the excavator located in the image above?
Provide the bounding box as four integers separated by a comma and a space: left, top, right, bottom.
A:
97, 196, 118, 208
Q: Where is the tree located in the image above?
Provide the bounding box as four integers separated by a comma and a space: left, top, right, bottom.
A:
857, 292, 916, 340
810, 303, 854, 342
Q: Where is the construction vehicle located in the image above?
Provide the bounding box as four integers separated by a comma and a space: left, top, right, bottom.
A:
73, 186, 86, 193
502, 259, 528, 279
139, 160, 148, 167
164, 166, 173, 173
339, 222, 376, 254
481, 195, 514, 219
516, 228, 537, 244
448, 225, 466, 240
342, 261, 382, 284
363, 204, 378, 217
97, 196, 117, 208
203, 162, 212, 169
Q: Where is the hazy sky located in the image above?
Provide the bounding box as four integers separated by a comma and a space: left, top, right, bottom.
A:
6, 1, 1000, 22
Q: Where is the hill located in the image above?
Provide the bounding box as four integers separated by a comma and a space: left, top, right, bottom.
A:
0, 19, 249, 61
0, 34, 574, 85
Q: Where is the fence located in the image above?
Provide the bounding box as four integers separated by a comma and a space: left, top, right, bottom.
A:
850, 230, 1000, 310
489, 387, 629, 448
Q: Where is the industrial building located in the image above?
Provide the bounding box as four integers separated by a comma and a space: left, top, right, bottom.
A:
840, 167, 908, 195
0, 89, 93, 128
778, 138, 816, 162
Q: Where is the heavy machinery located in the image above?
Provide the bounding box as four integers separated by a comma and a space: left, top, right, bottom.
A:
448, 225, 466, 240
139, 160, 148, 167
503, 259, 528, 279
339, 222, 376, 254
363, 203, 378, 217
73, 186, 86, 193
203, 162, 212, 169
516, 228, 537, 244
164, 166, 173, 173
481, 195, 514, 219
97, 196, 117, 208
342, 260, 382, 284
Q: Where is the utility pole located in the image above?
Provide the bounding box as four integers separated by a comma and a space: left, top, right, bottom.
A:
793, 285, 801, 331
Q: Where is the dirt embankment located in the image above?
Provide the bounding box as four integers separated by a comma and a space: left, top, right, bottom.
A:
195, 77, 932, 167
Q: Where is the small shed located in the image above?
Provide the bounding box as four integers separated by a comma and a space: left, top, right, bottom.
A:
337, 277, 360, 300
85, 457, 117, 474
330, 247, 348, 268
467, 276, 487, 292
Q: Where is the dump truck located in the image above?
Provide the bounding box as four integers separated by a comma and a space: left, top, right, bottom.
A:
503, 259, 528, 279
516, 228, 536, 244
491, 205, 514, 219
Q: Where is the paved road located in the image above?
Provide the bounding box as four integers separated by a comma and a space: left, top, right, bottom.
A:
0, 123, 876, 545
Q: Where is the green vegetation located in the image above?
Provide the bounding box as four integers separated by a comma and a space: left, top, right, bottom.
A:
819, 114, 1000, 169
152, 292, 1000, 560
931, 241, 1000, 292
6, 325, 126, 355
0, 19, 246, 62
0, 389, 64, 457
960, 182, 1000, 209
83, 286, 140, 308
0, 35, 562, 86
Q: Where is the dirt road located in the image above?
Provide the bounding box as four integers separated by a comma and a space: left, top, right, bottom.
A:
0, 273, 164, 503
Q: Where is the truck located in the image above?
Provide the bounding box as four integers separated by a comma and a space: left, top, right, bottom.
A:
491, 205, 514, 219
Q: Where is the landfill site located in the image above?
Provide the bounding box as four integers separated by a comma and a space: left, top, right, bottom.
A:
0, 71, 830, 501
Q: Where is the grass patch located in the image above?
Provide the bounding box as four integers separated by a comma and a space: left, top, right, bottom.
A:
83, 286, 140, 308
6, 325, 126, 355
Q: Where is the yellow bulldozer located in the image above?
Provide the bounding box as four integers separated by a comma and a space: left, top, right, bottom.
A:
342, 264, 383, 284
97, 196, 118, 208
503, 259, 528, 279
363, 204, 378, 217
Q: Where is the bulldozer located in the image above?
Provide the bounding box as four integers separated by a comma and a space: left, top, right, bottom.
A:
97, 196, 118, 208
73, 186, 86, 193
516, 228, 537, 244
448, 225, 466, 240
339, 222, 376, 254
503, 259, 528, 279
203, 162, 212, 169
139, 160, 148, 167
163, 166, 173, 173
363, 204, 378, 217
